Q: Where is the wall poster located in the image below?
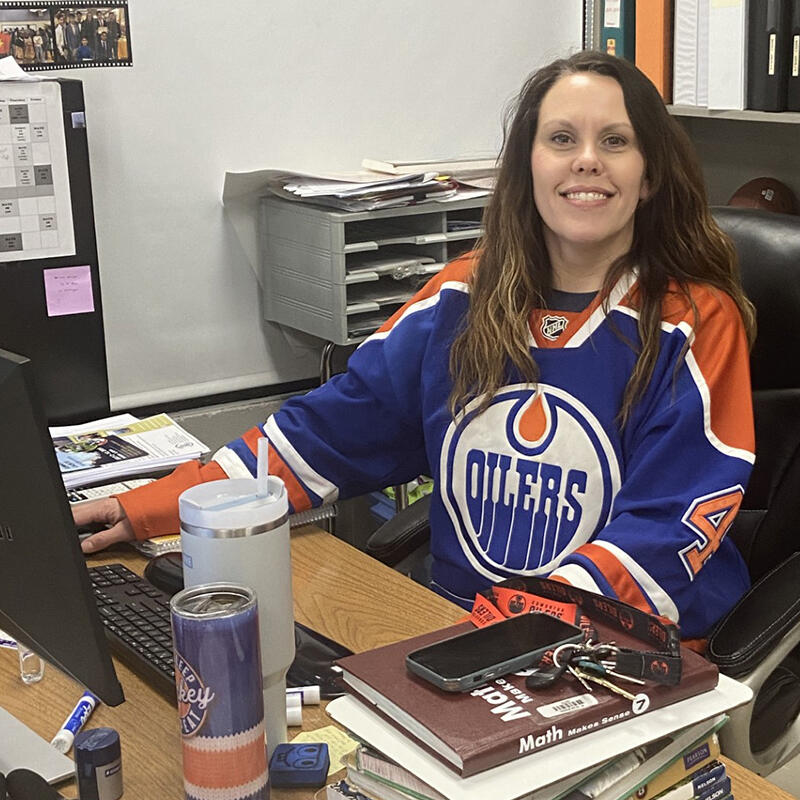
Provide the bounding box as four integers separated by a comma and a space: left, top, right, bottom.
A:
0, 80, 75, 261
0, 1, 131, 70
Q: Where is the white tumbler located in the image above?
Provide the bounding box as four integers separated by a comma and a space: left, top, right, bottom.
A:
178, 476, 295, 755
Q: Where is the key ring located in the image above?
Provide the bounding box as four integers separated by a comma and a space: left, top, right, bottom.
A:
552, 642, 582, 668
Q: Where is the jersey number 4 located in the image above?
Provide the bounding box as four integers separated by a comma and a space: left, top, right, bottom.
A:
679, 486, 744, 578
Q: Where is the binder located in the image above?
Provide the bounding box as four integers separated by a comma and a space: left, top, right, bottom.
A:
636, 0, 673, 101
747, 0, 792, 110
601, 0, 636, 61
789, 0, 800, 109
673, 0, 700, 105
708, 0, 749, 109
697, 0, 710, 106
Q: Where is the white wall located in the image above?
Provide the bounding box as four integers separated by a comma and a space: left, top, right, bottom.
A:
48, 0, 583, 410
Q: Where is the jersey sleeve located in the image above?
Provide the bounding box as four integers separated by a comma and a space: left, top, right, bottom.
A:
119, 257, 474, 538
549, 287, 754, 639
225, 260, 473, 514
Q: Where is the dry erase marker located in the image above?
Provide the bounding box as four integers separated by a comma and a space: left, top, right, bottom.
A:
50, 690, 98, 753
286, 685, 320, 705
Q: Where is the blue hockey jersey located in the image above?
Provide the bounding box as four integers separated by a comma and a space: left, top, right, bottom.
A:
137, 253, 755, 639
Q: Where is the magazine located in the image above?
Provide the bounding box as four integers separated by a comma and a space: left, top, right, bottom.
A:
50, 413, 209, 489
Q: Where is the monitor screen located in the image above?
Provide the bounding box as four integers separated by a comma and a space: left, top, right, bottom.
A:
0, 349, 123, 705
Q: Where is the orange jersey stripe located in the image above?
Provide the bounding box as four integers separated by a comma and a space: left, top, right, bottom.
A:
236, 425, 312, 511
573, 542, 653, 613
620, 282, 754, 456
376, 252, 476, 334
270, 448, 312, 512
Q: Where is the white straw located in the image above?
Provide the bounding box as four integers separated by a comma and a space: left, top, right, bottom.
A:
256, 437, 270, 497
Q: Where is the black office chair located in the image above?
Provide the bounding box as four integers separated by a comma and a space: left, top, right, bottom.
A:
365, 206, 800, 776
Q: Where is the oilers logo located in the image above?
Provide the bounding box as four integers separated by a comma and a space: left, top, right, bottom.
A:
440, 384, 620, 581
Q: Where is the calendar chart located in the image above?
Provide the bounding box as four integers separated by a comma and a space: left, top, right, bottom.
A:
0, 80, 74, 262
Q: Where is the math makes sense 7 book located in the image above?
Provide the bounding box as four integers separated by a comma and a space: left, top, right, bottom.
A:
336, 620, 721, 778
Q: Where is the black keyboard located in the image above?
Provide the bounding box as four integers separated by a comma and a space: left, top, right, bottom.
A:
88, 562, 353, 701
88, 563, 176, 698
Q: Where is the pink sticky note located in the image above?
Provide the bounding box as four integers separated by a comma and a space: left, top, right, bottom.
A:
43, 265, 95, 317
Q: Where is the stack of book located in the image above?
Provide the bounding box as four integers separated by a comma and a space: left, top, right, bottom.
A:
324, 618, 752, 800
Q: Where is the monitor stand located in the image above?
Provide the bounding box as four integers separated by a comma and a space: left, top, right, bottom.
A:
0, 706, 74, 784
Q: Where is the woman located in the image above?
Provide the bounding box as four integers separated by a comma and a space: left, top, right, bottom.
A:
76, 51, 755, 639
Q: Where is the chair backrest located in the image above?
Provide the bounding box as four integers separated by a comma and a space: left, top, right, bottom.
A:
711, 206, 800, 581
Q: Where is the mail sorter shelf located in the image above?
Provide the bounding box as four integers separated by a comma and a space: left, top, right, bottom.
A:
260, 195, 487, 345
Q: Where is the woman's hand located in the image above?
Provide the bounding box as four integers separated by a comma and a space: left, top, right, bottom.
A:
73, 497, 135, 554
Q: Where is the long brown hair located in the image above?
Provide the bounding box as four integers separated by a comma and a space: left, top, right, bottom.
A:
449, 50, 755, 423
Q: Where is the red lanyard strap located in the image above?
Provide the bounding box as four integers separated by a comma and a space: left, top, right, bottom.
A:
490, 577, 683, 685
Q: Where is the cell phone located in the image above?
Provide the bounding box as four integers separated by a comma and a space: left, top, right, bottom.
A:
405, 612, 583, 692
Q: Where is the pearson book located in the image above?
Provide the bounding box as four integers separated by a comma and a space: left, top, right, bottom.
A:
336, 619, 722, 778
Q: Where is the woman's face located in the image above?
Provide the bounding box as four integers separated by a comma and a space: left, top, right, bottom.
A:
530, 72, 648, 283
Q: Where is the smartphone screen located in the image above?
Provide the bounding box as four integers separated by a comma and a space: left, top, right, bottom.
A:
407, 613, 581, 682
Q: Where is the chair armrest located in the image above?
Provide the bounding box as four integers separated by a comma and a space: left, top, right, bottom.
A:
707, 552, 800, 677
365, 493, 432, 566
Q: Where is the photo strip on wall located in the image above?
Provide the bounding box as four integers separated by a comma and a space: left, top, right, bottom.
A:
0, 0, 130, 70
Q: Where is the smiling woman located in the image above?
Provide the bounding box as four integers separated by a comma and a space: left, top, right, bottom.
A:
531, 72, 648, 291
76, 51, 757, 642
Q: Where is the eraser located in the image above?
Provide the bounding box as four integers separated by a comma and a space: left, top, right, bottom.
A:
269, 742, 329, 787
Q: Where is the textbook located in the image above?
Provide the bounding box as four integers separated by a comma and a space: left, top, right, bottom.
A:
576, 720, 726, 800
652, 762, 728, 800
50, 413, 209, 489
346, 743, 612, 800
630, 733, 721, 800
336, 619, 722, 778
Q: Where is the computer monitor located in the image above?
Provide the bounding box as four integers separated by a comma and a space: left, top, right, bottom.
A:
0, 348, 123, 706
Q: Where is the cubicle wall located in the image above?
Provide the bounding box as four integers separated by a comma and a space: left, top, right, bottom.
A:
47, 1, 583, 411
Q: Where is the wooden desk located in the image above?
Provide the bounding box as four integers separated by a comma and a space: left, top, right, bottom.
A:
0, 527, 793, 799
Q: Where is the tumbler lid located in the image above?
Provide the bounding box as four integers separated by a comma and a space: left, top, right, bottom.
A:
179, 477, 288, 535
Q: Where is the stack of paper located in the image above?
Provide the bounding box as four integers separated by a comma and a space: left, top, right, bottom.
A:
362, 157, 497, 196
279, 172, 459, 212
50, 413, 209, 489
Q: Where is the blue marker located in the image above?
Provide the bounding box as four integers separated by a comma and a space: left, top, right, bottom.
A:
50, 690, 98, 753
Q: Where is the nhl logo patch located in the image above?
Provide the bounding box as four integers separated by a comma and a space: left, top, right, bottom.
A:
540, 314, 568, 341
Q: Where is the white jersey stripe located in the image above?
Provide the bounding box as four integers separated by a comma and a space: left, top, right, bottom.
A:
547, 563, 603, 595
614, 308, 755, 465
590, 540, 680, 623
212, 445, 257, 479
563, 271, 639, 349
265, 416, 339, 504
363, 280, 470, 346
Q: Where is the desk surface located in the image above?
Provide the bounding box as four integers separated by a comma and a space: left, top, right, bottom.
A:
0, 527, 794, 799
